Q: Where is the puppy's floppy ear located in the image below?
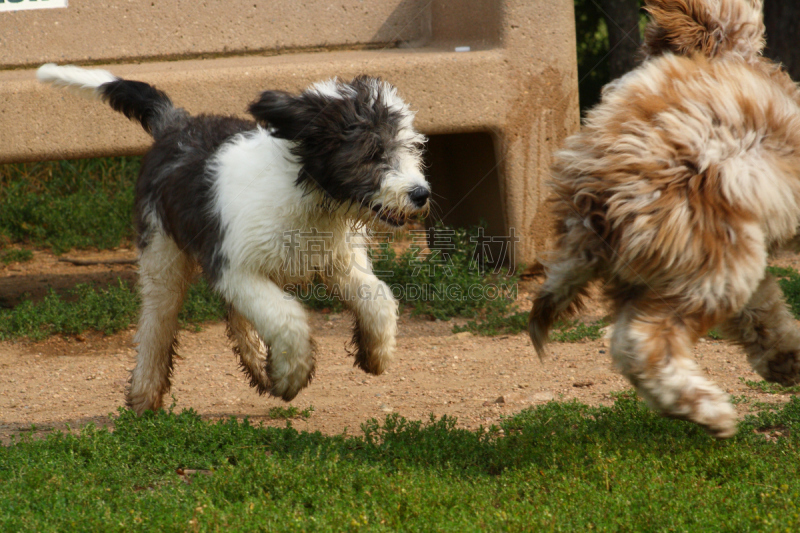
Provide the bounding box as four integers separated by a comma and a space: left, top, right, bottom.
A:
249, 90, 309, 140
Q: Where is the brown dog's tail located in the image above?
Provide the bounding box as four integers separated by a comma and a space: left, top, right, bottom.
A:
643, 0, 765, 60
529, 255, 597, 359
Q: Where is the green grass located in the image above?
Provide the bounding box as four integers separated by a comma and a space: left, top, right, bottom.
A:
268, 406, 315, 421
219, 223, 522, 327
453, 313, 608, 343
0, 221, 522, 339
0, 157, 139, 254
369, 224, 520, 322
3, 396, 800, 530
453, 310, 528, 337
0, 249, 33, 265
0, 280, 139, 341
178, 279, 227, 330
0, 278, 227, 341
767, 266, 800, 319
766, 266, 797, 278
550, 319, 607, 343
740, 377, 800, 395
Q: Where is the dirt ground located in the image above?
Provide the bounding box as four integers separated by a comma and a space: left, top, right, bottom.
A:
2, 248, 800, 443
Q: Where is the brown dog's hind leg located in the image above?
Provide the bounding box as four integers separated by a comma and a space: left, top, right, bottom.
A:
721, 275, 800, 386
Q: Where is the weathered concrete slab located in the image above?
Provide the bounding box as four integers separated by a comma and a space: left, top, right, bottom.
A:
0, 0, 579, 265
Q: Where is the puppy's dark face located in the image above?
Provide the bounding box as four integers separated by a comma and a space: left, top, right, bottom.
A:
249, 76, 430, 228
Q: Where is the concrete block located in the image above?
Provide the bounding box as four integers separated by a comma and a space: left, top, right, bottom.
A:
0, 0, 579, 266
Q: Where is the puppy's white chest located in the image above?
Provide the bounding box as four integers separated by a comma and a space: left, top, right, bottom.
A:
278, 228, 342, 282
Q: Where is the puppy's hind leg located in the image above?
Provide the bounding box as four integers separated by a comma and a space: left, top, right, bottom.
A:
611, 301, 737, 438
128, 233, 194, 415
721, 275, 800, 386
227, 306, 271, 394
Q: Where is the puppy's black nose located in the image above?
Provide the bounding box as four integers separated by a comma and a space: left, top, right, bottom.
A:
408, 186, 430, 208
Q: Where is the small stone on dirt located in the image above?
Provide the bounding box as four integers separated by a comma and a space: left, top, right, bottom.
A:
482, 396, 505, 406
529, 391, 555, 402
442, 331, 472, 343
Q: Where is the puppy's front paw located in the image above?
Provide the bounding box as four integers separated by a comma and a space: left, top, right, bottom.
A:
267, 339, 316, 401
348, 319, 395, 375
352, 343, 393, 375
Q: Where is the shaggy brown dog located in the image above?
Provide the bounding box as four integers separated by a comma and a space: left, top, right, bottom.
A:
529, 0, 800, 438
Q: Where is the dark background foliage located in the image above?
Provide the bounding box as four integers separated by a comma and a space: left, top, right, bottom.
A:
575, 0, 800, 112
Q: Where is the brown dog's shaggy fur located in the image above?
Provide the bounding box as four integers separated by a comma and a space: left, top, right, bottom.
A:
529, 0, 800, 438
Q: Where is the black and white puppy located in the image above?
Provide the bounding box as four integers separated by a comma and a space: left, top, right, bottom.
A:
38, 64, 430, 414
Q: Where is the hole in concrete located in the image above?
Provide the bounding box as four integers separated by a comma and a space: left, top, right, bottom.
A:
423, 131, 509, 266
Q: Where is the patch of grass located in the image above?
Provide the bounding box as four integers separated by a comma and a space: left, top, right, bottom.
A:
301, 223, 520, 323
370, 223, 520, 321
0, 278, 228, 341
0, 157, 139, 253
4, 396, 800, 530
453, 310, 528, 337
0, 280, 139, 341
268, 406, 314, 421
740, 377, 800, 395
729, 394, 749, 405
0, 249, 33, 265
452, 314, 607, 341
767, 266, 800, 319
767, 266, 797, 278
729, 395, 788, 413
751, 400, 788, 412
178, 278, 227, 330
550, 319, 607, 343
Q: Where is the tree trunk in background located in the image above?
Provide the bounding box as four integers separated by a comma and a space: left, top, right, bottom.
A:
598, 0, 642, 80
763, 1, 800, 80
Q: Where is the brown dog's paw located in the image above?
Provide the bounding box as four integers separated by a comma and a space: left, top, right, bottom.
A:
764, 351, 800, 386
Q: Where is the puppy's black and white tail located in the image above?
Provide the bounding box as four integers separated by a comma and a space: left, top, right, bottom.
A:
37, 63, 175, 137
643, 0, 765, 59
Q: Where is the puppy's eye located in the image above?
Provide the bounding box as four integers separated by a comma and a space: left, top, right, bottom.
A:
367, 144, 385, 162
